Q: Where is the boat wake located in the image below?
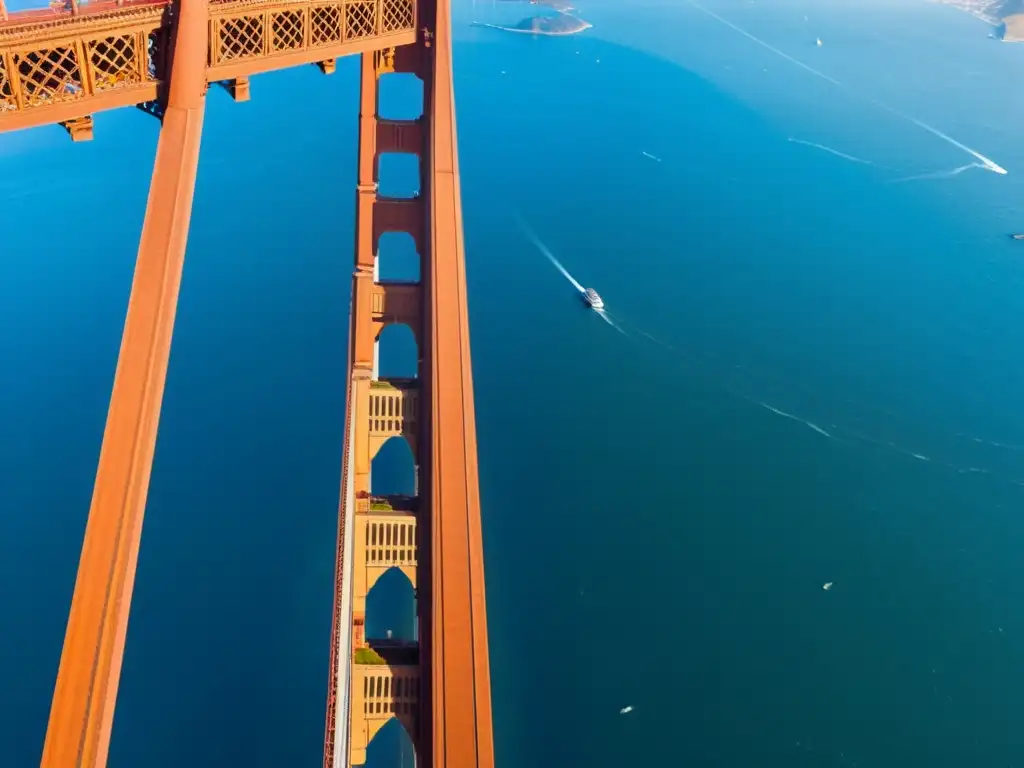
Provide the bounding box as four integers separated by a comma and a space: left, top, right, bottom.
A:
687, 0, 841, 86
641, 151, 662, 163
514, 217, 1024, 484
595, 308, 626, 334
514, 213, 585, 293
687, 0, 1008, 175
889, 162, 985, 183
593, 309, 1024, 486
757, 401, 833, 439
908, 117, 1007, 174
516, 215, 626, 332
787, 138, 875, 166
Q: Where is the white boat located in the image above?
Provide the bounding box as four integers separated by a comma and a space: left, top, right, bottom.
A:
816, 37, 823, 46
583, 288, 604, 310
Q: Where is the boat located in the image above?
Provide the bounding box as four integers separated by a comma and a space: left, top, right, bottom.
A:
816, 37, 823, 47
583, 288, 604, 310
1011, 234, 1024, 240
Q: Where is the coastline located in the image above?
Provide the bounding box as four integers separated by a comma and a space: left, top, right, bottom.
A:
933, 0, 1024, 41
932, 0, 999, 23
1003, 12, 1024, 39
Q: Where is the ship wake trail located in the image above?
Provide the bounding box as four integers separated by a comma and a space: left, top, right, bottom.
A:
609, 314, 1024, 477
685, 0, 1008, 175
909, 117, 1008, 174
687, 0, 841, 86
757, 402, 833, 439
595, 309, 626, 334
788, 138, 875, 166
889, 163, 982, 183
612, 316, 838, 442
867, 102, 1009, 174
514, 213, 586, 293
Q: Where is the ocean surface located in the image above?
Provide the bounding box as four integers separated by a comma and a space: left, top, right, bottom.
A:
2, 0, 1024, 765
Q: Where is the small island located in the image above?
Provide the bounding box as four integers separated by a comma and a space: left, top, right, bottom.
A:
472, 14, 592, 36
1001, 12, 1024, 39
532, 0, 577, 9
496, 0, 578, 10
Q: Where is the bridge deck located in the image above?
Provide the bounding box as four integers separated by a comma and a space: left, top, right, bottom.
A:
423, 0, 494, 764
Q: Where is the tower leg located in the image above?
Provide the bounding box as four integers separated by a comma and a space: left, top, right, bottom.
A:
40, 2, 209, 766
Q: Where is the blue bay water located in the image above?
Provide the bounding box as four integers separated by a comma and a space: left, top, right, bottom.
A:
3, 0, 1024, 765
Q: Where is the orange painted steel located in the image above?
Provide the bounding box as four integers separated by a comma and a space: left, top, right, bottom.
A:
1, 0, 496, 763
419, 1, 494, 764
0, 1, 168, 134
321, 260, 359, 768
37, 0, 207, 765
0, 0, 169, 31
0, 0, 416, 136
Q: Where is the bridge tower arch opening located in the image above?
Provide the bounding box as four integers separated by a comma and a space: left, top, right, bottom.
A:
365, 565, 417, 643
375, 231, 420, 284
370, 434, 416, 498
377, 152, 420, 200
364, 716, 418, 768
375, 323, 418, 380
377, 71, 424, 122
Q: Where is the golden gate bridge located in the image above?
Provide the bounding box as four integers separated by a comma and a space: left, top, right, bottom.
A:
0, 0, 493, 765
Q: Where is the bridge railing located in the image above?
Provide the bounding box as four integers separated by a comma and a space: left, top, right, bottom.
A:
323, 368, 357, 768
206, 0, 415, 80
0, 2, 167, 117
0, 0, 415, 131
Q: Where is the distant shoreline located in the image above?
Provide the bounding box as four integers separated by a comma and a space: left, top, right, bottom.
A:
471, 20, 593, 36
933, 0, 1024, 40
932, 0, 1000, 25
